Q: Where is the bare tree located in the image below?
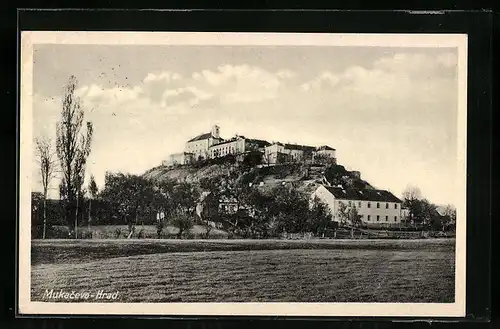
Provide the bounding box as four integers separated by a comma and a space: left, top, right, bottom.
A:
56, 75, 94, 238
35, 137, 57, 239
402, 185, 422, 224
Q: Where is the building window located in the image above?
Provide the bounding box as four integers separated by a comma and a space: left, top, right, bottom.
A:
358, 202, 362, 208
385, 216, 388, 221
394, 216, 397, 221
367, 202, 371, 208
386, 203, 389, 209
377, 215, 380, 221
394, 204, 398, 209
367, 215, 371, 221
377, 203, 380, 208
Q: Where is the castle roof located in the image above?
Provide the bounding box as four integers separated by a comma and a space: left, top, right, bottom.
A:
283, 143, 316, 152
322, 186, 402, 203
246, 138, 271, 148
209, 136, 271, 148
188, 132, 223, 142
317, 145, 336, 151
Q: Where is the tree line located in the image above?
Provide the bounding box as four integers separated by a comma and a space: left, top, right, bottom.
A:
31, 171, 336, 239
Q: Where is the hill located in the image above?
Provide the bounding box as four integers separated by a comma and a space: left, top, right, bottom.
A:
143, 161, 374, 196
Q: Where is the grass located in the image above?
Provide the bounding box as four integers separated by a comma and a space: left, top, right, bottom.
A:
31, 238, 455, 303
44, 225, 229, 239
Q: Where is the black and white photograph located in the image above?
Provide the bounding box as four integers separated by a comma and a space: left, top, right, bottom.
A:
19, 32, 467, 317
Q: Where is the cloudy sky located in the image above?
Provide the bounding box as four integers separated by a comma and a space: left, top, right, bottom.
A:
32, 44, 459, 205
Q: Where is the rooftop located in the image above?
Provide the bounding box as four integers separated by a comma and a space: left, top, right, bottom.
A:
282, 143, 316, 152
322, 186, 402, 203
246, 138, 271, 148
317, 145, 336, 151
188, 132, 223, 142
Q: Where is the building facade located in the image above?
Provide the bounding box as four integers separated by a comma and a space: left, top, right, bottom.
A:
264, 142, 332, 165
168, 152, 194, 166
314, 146, 337, 165
165, 125, 337, 166
185, 125, 224, 160
311, 185, 403, 226
208, 136, 271, 159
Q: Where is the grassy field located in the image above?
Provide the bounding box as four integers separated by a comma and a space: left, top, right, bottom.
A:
31, 238, 455, 303
43, 225, 229, 239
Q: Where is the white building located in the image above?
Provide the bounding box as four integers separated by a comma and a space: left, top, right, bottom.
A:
264, 142, 335, 165
311, 185, 403, 226
208, 135, 269, 159
185, 125, 224, 160
167, 152, 194, 166
165, 125, 337, 166
314, 145, 337, 164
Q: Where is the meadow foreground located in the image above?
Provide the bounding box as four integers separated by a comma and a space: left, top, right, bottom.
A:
31, 238, 455, 303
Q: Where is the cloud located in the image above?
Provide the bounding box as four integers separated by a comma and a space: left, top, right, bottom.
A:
160, 86, 214, 108
76, 84, 144, 108
143, 71, 182, 83
191, 64, 295, 104
300, 52, 457, 103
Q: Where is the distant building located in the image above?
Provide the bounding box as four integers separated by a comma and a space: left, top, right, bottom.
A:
208, 135, 271, 159
185, 125, 224, 161
167, 152, 194, 166
314, 145, 337, 165
164, 125, 337, 166
264, 142, 336, 165
311, 185, 403, 226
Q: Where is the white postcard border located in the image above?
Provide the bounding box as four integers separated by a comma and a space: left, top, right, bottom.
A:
19, 31, 468, 317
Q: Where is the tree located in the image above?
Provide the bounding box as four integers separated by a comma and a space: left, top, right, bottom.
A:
152, 179, 176, 238
267, 185, 310, 234
170, 210, 195, 239
337, 201, 362, 237
100, 173, 156, 237
31, 192, 44, 237
87, 175, 98, 230
402, 185, 423, 224
56, 75, 94, 237
171, 182, 200, 215
417, 198, 438, 226
35, 137, 57, 239
239, 187, 272, 238
442, 204, 457, 231
241, 151, 263, 169
308, 196, 333, 237
313, 153, 335, 166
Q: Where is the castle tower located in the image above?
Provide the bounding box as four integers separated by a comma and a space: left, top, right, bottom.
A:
211, 125, 220, 139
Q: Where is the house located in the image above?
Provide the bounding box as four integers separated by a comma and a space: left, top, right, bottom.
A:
314, 145, 337, 165
167, 152, 194, 166
264, 142, 316, 164
185, 125, 224, 160
311, 185, 403, 226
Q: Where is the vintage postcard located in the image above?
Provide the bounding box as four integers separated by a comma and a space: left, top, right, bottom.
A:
19, 31, 467, 317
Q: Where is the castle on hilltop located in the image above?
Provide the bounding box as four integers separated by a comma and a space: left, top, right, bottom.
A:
164, 125, 337, 166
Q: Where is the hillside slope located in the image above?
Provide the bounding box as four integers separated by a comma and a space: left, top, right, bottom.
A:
143, 162, 374, 195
